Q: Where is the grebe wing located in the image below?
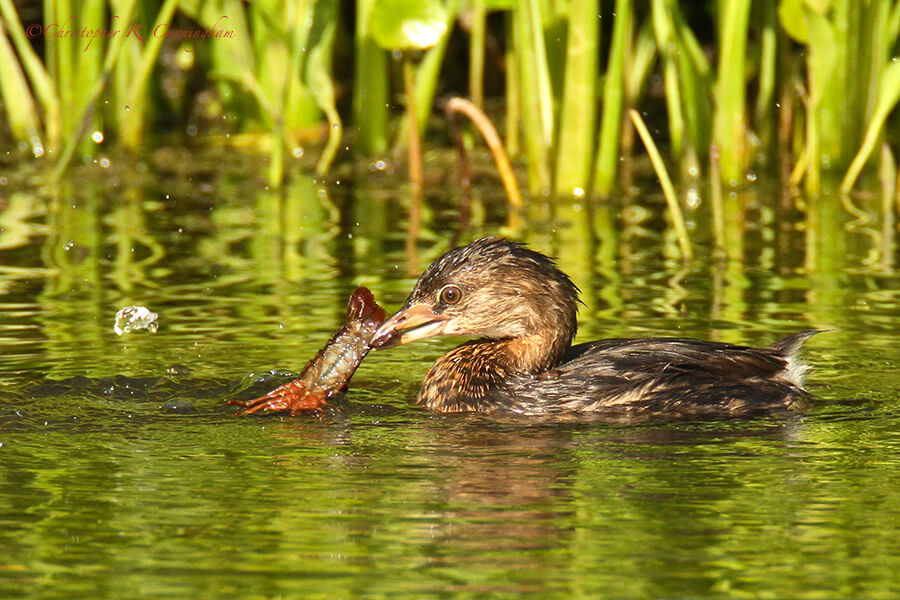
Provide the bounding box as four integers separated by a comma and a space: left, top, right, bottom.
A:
561, 332, 819, 381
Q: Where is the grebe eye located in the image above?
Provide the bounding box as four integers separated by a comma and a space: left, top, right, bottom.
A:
439, 285, 462, 305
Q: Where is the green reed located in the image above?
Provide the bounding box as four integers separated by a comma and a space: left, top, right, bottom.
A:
1, 0, 340, 185
712, 0, 751, 185
2, 0, 900, 205
353, 0, 389, 156
0, 11, 42, 148
553, 0, 598, 197
593, 0, 630, 197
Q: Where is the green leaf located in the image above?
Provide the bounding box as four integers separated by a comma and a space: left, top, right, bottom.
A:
803, 5, 836, 104
0, 21, 41, 145
841, 59, 900, 192
370, 0, 449, 50
779, 0, 809, 43
306, 0, 342, 175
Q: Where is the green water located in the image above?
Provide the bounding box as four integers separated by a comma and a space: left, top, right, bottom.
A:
1, 155, 898, 598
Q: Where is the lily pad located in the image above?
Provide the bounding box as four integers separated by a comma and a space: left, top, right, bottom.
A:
369, 0, 449, 50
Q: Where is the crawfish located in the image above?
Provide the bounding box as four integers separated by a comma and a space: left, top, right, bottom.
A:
229, 287, 387, 415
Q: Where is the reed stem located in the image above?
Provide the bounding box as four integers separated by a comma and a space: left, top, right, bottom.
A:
0, 16, 41, 145
553, 0, 598, 197
712, 0, 751, 185
469, 0, 486, 108
629, 109, 692, 260
119, 0, 178, 150
51, 0, 137, 182
515, 0, 552, 194
445, 97, 522, 219
841, 60, 900, 192
504, 11, 520, 158
594, 0, 631, 197
404, 56, 424, 196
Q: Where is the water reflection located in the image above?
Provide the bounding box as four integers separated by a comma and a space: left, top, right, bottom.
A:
2, 377, 900, 597
0, 158, 896, 391
0, 151, 899, 598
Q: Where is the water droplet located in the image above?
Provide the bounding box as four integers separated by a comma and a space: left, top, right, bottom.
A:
292, 147, 304, 158
33, 144, 45, 158
688, 166, 699, 177
186, 124, 198, 136
64, 240, 75, 251
114, 306, 159, 336
573, 187, 585, 198
92, 131, 104, 143
746, 171, 757, 182
125, 105, 130, 111
99, 158, 110, 168
686, 187, 701, 208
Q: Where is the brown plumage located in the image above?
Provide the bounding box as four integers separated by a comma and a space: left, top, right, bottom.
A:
371, 238, 819, 418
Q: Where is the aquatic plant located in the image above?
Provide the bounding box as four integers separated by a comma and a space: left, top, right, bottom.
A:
1, 0, 899, 202
0, 0, 341, 186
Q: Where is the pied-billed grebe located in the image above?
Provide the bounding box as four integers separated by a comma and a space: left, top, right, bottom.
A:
371, 238, 818, 417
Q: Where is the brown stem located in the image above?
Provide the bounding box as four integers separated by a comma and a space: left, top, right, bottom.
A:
404, 56, 424, 194
404, 54, 422, 274
444, 96, 522, 228
445, 105, 472, 245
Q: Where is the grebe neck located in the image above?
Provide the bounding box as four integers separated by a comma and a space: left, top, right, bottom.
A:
416, 325, 572, 412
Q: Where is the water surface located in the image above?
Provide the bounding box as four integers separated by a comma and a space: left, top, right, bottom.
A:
1, 155, 898, 598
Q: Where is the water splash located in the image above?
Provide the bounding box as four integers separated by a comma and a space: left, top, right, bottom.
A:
114, 306, 159, 336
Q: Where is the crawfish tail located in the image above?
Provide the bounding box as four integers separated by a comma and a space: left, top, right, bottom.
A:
298, 287, 387, 394
347, 286, 387, 325
233, 287, 387, 415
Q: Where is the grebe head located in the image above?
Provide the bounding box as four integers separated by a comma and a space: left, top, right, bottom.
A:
372, 238, 580, 356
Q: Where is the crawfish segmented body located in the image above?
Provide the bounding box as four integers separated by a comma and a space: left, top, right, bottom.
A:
230, 287, 387, 415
